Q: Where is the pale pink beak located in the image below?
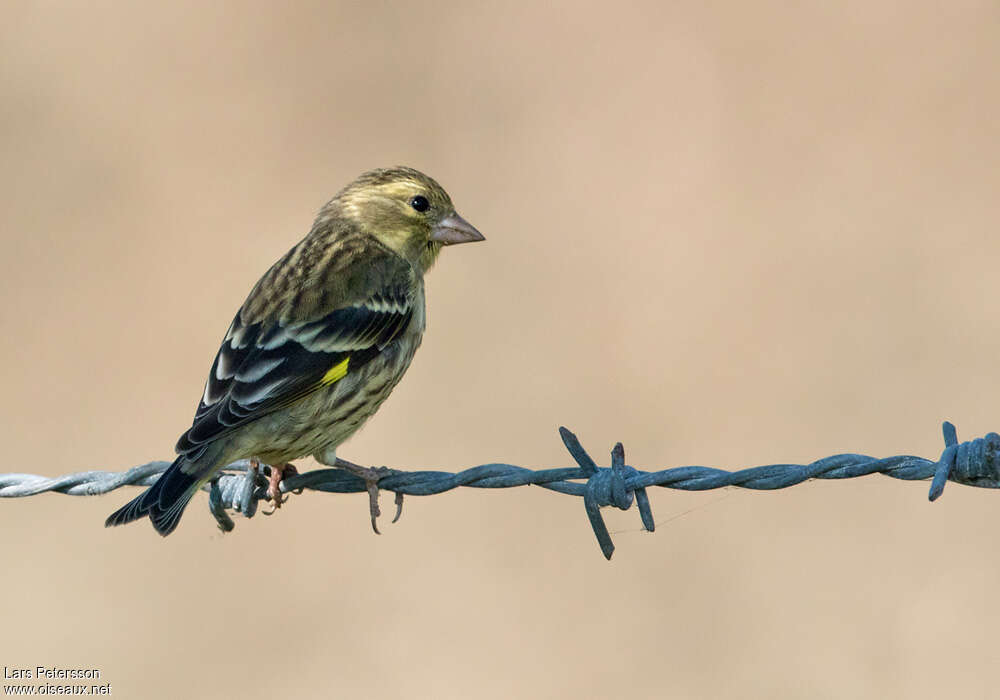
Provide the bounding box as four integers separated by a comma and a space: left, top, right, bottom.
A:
430, 213, 485, 245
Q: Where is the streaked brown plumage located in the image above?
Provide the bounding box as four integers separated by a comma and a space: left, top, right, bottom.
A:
106, 167, 484, 535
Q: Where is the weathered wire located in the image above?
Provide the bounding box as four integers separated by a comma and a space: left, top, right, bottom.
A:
1, 421, 997, 559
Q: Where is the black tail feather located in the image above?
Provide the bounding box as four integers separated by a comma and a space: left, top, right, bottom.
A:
104, 474, 164, 527
105, 456, 200, 536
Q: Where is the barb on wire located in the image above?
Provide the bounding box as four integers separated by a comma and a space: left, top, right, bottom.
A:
1, 421, 997, 559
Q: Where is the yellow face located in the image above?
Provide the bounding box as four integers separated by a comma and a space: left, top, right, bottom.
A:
337, 167, 484, 271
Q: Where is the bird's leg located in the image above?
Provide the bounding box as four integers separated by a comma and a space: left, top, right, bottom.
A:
334, 458, 403, 534
261, 462, 298, 515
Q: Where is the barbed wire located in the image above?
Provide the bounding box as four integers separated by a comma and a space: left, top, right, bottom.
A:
1, 421, 997, 559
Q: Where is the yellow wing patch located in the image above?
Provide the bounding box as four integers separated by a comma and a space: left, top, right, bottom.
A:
321, 357, 350, 385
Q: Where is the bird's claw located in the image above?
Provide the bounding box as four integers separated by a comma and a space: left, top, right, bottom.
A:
261, 462, 298, 516
367, 478, 382, 534
335, 460, 404, 533
392, 490, 404, 524
362, 466, 394, 534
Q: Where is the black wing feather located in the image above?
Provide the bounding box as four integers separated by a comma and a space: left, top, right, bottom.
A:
175, 292, 412, 456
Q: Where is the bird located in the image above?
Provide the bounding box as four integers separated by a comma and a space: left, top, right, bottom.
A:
105, 166, 484, 536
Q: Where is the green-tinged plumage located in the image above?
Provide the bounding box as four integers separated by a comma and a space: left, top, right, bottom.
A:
106, 167, 484, 535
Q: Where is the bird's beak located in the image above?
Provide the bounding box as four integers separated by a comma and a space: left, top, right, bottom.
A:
430, 213, 486, 245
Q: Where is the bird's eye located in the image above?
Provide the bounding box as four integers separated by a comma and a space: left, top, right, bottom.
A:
410, 195, 430, 213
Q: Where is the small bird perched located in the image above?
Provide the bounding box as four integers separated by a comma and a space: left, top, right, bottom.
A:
106, 167, 484, 535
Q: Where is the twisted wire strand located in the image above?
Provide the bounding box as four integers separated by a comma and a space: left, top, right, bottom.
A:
2, 421, 996, 559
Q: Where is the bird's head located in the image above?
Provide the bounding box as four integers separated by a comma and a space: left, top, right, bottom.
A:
328, 167, 484, 272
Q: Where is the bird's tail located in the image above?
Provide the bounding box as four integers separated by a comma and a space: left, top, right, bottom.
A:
105, 455, 207, 536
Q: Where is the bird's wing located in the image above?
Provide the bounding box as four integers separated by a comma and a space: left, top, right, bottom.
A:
175, 250, 416, 458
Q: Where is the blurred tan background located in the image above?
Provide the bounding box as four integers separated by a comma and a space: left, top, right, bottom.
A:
1, 1, 999, 698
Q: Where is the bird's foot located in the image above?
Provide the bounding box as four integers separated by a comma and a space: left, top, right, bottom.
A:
334, 459, 403, 534
261, 462, 299, 515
